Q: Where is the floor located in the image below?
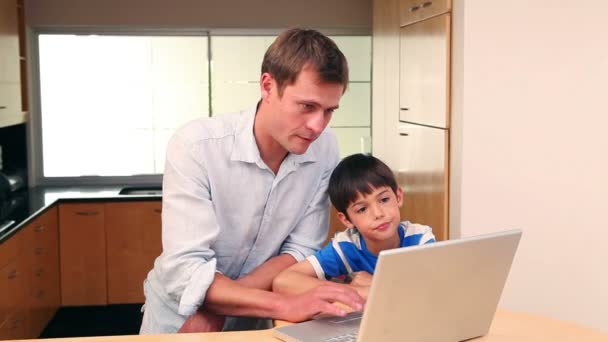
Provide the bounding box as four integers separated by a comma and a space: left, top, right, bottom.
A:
40, 304, 144, 338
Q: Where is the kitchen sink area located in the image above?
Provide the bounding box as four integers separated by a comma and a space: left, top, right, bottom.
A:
118, 186, 162, 196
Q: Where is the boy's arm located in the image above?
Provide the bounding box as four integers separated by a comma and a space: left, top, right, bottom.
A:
273, 259, 370, 300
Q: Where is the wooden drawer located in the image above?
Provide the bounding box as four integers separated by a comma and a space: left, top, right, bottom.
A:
0, 232, 21, 268
0, 313, 26, 341
0, 259, 25, 323
29, 207, 58, 247
399, 0, 451, 27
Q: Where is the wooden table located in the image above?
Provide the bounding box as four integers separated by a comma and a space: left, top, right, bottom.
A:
13, 309, 608, 342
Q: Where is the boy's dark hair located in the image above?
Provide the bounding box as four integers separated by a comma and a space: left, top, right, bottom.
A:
328, 153, 398, 216
261, 28, 349, 96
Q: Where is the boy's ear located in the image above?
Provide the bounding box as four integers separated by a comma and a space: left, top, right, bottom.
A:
396, 186, 404, 207
336, 211, 355, 229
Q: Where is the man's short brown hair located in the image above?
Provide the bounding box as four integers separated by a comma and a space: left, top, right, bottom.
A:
261, 28, 349, 96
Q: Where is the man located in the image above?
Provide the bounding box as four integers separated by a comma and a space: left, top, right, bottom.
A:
140, 28, 364, 334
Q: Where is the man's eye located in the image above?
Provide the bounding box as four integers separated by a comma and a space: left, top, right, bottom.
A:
301, 103, 314, 111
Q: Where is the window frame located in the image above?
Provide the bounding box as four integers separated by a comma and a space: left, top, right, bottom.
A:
27, 27, 371, 187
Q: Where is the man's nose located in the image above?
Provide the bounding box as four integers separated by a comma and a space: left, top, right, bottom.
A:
306, 110, 328, 135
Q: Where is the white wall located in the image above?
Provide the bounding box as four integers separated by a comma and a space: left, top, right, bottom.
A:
451, 0, 608, 332
25, 0, 371, 32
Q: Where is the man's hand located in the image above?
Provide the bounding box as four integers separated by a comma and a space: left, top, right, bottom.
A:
275, 283, 365, 323
178, 309, 225, 333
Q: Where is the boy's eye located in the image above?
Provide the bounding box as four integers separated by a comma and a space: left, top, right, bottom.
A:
380, 197, 390, 203
355, 207, 367, 214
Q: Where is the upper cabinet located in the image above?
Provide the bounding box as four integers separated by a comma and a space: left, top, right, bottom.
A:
399, 13, 451, 128
399, 0, 451, 26
0, 0, 26, 128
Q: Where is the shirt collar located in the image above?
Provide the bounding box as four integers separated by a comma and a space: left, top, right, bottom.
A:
230, 104, 319, 167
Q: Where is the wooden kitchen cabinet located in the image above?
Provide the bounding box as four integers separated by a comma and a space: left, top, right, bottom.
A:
105, 201, 162, 304
0, 0, 25, 128
0, 229, 27, 340
396, 123, 449, 241
399, 0, 451, 26
23, 207, 60, 338
59, 203, 107, 306
0, 255, 25, 337
399, 13, 451, 129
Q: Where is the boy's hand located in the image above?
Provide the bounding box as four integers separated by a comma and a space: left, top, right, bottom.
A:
349, 271, 373, 287
276, 283, 364, 322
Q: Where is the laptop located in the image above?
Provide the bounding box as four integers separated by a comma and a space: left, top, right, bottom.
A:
274, 229, 522, 342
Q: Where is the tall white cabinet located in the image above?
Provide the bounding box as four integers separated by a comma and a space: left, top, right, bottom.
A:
373, 0, 451, 241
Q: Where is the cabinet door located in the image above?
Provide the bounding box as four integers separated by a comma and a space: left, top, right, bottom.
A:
0, 258, 23, 327
0, 0, 24, 128
26, 207, 60, 337
396, 123, 448, 241
59, 203, 106, 306
399, 13, 451, 128
105, 201, 162, 303
399, 0, 451, 27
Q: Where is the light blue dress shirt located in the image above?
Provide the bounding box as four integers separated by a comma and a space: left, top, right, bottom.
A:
142, 106, 339, 332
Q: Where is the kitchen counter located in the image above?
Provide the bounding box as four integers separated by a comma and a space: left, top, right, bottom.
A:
0, 185, 161, 244
9, 309, 608, 342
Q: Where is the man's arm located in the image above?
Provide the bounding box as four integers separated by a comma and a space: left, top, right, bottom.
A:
273, 260, 370, 300
234, 253, 298, 290
204, 272, 363, 322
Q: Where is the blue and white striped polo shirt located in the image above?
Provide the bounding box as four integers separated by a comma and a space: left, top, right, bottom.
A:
306, 221, 436, 279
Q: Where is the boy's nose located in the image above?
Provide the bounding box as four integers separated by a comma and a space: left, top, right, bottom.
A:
371, 205, 385, 219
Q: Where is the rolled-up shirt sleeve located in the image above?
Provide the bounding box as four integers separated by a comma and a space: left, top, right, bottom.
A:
157, 133, 220, 316
280, 135, 340, 261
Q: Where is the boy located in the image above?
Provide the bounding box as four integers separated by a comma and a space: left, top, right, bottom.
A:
273, 153, 435, 300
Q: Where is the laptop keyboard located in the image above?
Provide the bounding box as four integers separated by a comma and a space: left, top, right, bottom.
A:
323, 332, 358, 342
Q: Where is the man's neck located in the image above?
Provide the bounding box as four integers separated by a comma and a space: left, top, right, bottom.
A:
253, 103, 288, 175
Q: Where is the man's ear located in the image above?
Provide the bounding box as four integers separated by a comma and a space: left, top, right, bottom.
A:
396, 186, 404, 207
337, 211, 355, 229
260, 72, 274, 102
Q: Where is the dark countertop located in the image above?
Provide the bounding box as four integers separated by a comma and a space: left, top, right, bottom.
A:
0, 185, 161, 244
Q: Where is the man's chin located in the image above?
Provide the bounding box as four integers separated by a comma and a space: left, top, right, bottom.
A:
288, 142, 311, 155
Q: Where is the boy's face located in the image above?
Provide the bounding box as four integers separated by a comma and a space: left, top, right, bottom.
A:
337, 186, 404, 244
260, 65, 344, 155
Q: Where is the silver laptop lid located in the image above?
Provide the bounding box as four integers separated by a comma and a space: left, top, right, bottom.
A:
357, 229, 522, 342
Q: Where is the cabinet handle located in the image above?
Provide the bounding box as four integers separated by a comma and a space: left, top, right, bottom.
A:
35, 225, 45, 232
0, 106, 7, 109
154, 209, 162, 214
36, 268, 44, 277
8, 269, 18, 279
36, 290, 46, 299
35, 247, 45, 255
399, 133, 409, 136
410, 4, 420, 12
75, 210, 99, 216
422, 1, 433, 8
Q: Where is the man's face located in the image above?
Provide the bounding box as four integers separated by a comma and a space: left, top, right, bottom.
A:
261, 66, 344, 155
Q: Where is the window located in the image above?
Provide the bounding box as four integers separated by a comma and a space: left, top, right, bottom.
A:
35, 31, 371, 183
